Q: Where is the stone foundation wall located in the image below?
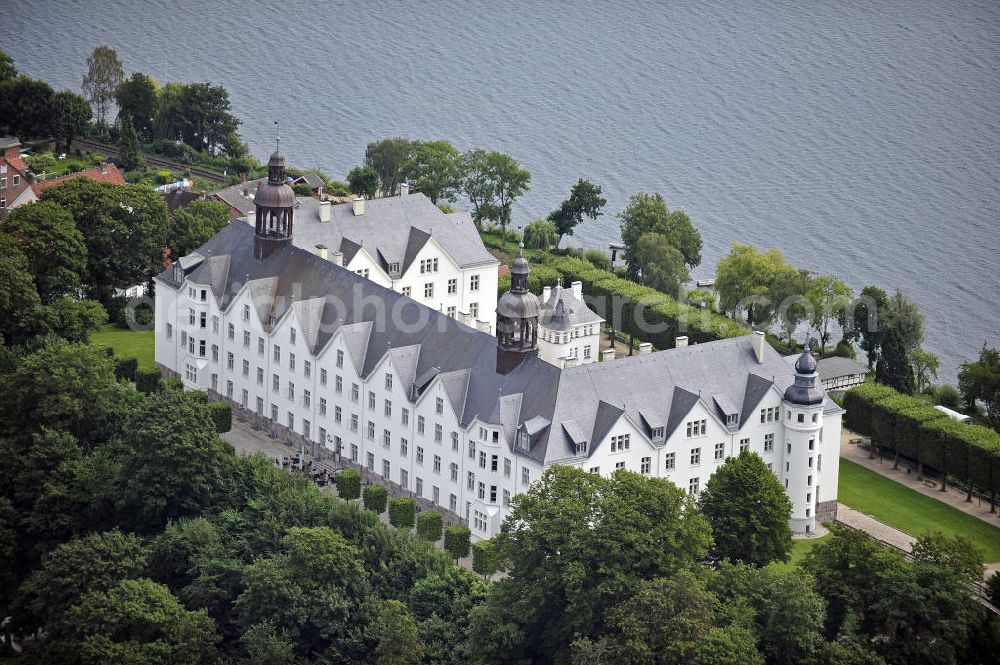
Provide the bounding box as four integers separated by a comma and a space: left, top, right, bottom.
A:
816, 500, 838, 524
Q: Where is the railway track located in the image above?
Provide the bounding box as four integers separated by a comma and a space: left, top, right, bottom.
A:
74, 138, 230, 184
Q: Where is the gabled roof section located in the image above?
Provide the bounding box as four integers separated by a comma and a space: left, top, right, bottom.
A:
291, 297, 327, 353
590, 400, 625, 453
339, 237, 363, 265
401, 227, 431, 274
664, 387, 701, 440
388, 344, 421, 392
178, 252, 205, 270
639, 407, 665, 432
740, 374, 776, 426
30, 163, 126, 196
712, 393, 738, 419
439, 368, 472, 419
245, 276, 279, 323
339, 321, 372, 372
562, 419, 588, 446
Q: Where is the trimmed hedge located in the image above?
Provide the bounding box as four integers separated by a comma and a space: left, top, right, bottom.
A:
363, 484, 388, 514
542, 256, 749, 347
444, 524, 471, 561
472, 539, 499, 577
206, 402, 232, 433
416, 510, 443, 542
135, 368, 162, 394
336, 469, 361, 500
388, 497, 416, 529
844, 383, 1000, 504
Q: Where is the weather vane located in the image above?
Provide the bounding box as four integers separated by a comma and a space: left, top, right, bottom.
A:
274, 121, 280, 153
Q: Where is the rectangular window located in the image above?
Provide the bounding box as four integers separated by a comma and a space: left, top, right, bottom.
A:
469, 441, 476, 459
258, 337, 265, 355
479, 451, 486, 469
257, 367, 264, 385
320, 368, 327, 386
243, 304, 250, 320
436, 397, 444, 415
417, 446, 424, 465
467, 471, 475, 490
689, 477, 700, 494
335, 375, 343, 394
211, 344, 219, 362
243, 330, 250, 348
290, 327, 296, 344
366, 452, 374, 471
470, 274, 480, 291
228, 323, 235, 341
166, 323, 173, 339
640, 457, 651, 474
335, 405, 342, 423
402, 408, 409, 425
287, 382, 295, 401
740, 438, 750, 453
521, 467, 530, 485
401, 438, 408, 456
477, 482, 485, 500
271, 404, 278, 421
447, 306, 456, 318
257, 397, 265, 416
304, 360, 311, 378
450, 462, 458, 481
336, 349, 344, 367
490, 485, 497, 503
611, 434, 630, 452
320, 397, 327, 416
690, 447, 701, 465
402, 286, 411, 297
450, 494, 457, 512
491, 454, 499, 472
447, 278, 457, 294
351, 414, 358, 432
200, 312, 207, 329
384, 400, 392, 417
189, 308, 195, 325
435, 423, 443, 443
272, 374, 279, 392
470, 302, 478, 318
590, 466, 600, 474
686, 419, 707, 437
383, 429, 391, 449
433, 454, 441, 473
385, 373, 393, 390
289, 352, 296, 371
400, 469, 409, 489
368, 391, 375, 409
351, 383, 359, 402
227, 352, 234, 370
303, 389, 311, 408
226, 380, 233, 397
417, 416, 425, 435
664, 452, 675, 471
714, 442, 725, 460
451, 431, 459, 451
367, 421, 375, 440
764, 433, 774, 452
424, 282, 433, 298
242, 359, 249, 377
287, 412, 294, 429
615, 461, 626, 470
273, 345, 280, 363
302, 419, 310, 438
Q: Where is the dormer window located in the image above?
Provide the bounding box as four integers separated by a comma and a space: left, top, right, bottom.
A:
651, 426, 665, 440
575, 441, 587, 454
389, 262, 399, 274
517, 431, 530, 451
174, 266, 183, 282
726, 414, 738, 428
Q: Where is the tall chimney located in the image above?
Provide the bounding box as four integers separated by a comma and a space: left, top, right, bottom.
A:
571, 280, 583, 300
675, 335, 689, 348
602, 348, 616, 362
399, 182, 409, 197
318, 200, 331, 222
638, 342, 652, 355
331, 250, 343, 267
315, 243, 328, 261
245, 210, 254, 225
542, 286, 552, 303
352, 197, 365, 216
752, 330, 766, 364
100, 162, 108, 175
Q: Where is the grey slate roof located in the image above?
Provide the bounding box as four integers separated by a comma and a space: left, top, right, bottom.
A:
539, 283, 604, 329
209, 179, 263, 215
293, 173, 324, 189
285, 194, 498, 272
783, 354, 870, 383
0, 136, 20, 150
160, 221, 835, 467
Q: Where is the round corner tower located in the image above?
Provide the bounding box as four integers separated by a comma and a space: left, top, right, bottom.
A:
782, 344, 825, 534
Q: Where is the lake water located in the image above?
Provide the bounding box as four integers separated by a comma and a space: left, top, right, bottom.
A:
3, 0, 998, 383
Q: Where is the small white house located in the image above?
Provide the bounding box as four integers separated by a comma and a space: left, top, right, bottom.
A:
537, 281, 603, 368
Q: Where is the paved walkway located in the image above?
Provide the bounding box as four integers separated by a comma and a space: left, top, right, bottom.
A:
840, 430, 1000, 527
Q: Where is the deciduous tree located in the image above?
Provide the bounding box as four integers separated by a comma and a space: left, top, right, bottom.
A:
401, 139, 463, 203
875, 327, 915, 394
168, 199, 231, 258
3, 201, 87, 302
547, 178, 606, 242
460, 149, 531, 247
636, 232, 690, 295
116, 72, 159, 139
81, 45, 123, 126
619, 192, 702, 274
807, 275, 852, 352
52, 90, 92, 152
376, 599, 423, 665
347, 165, 379, 199
698, 451, 793, 565
366, 137, 412, 197
959, 345, 1000, 431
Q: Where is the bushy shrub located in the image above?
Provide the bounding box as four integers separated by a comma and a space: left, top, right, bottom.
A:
327, 180, 351, 196
831, 339, 856, 358
523, 220, 558, 250
363, 484, 388, 514
114, 356, 138, 382
292, 182, 314, 197
444, 525, 471, 561
161, 377, 185, 393
472, 539, 499, 577
583, 249, 610, 270
416, 511, 443, 542
336, 468, 361, 500
135, 368, 162, 394
388, 497, 416, 529
934, 384, 963, 409
988, 572, 1000, 607
206, 402, 231, 433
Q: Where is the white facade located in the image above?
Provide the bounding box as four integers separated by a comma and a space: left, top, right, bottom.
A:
536, 281, 603, 368
156, 266, 840, 539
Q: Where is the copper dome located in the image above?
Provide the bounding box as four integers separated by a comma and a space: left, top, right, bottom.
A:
254, 181, 296, 208
497, 290, 540, 320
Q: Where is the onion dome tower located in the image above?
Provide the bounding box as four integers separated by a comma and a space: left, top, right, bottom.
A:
496, 250, 540, 374
782, 338, 826, 534
253, 131, 296, 261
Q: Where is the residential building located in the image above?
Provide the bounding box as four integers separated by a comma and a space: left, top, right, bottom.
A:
783, 354, 870, 392
0, 136, 34, 216
155, 149, 841, 541
536, 280, 603, 367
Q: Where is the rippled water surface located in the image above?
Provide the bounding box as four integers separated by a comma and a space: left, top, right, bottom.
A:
3, 0, 998, 381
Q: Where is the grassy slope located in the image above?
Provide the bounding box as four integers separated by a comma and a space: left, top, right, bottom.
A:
92, 323, 155, 371
838, 459, 1000, 562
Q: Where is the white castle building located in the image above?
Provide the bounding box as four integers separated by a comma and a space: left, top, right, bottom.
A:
536, 280, 604, 367
154, 150, 842, 539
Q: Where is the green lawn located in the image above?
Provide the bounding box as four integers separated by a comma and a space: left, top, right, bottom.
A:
92, 323, 156, 371
839, 459, 1000, 562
